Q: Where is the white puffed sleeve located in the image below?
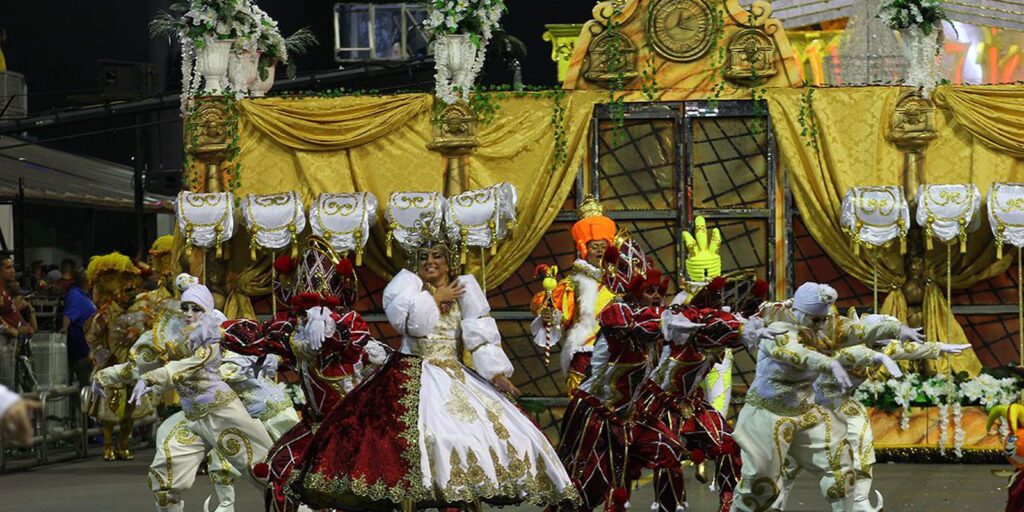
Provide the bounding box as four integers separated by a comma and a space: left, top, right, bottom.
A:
457, 275, 514, 381
383, 269, 440, 338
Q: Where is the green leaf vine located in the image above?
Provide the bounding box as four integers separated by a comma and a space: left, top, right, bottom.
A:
183, 94, 242, 203
705, 4, 729, 111
606, 0, 628, 144
797, 86, 819, 151
640, 40, 659, 102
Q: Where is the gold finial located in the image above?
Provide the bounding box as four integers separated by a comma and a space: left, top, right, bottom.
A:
577, 194, 604, 220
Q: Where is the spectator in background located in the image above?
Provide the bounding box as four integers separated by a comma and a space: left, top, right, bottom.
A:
52, 259, 76, 293
11, 288, 36, 333
0, 256, 29, 337
62, 269, 95, 388
23, 261, 44, 291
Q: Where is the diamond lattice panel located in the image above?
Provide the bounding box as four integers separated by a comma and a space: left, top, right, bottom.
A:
692, 117, 769, 210
793, 215, 872, 309
487, 222, 577, 310
960, 315, 1020, 368
597, 119, 677, 210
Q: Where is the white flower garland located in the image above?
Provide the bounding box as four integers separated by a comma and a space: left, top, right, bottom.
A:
952, 401, 964, 457
936, 400, 949, 456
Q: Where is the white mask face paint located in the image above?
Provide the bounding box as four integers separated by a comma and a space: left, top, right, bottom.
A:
181, 302, 206, 326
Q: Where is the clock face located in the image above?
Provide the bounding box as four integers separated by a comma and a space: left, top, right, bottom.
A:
648, 0, 714, 62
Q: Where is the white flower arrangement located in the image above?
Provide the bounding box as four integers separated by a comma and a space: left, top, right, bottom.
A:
151, 1, 317, 105
862, 371, 1023, 458
877, 0, 953, 96
422, 0, 507, 104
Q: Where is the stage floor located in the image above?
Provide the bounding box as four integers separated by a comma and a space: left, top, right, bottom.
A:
0, 449, 1011, 511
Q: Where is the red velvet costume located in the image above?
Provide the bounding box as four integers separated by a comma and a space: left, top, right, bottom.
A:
221, 242, 381, 512
557, 303, 689, 512
634, 305, 744, 512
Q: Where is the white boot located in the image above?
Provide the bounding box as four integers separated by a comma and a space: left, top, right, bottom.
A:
209, 483, 235, 512
155, 500, 183, 512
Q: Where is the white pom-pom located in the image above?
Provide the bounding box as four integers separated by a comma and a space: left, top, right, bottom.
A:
677, 503, 688, 512
624, 502, 631, 510
176, 273, 199, 292
650, 502, 660, 511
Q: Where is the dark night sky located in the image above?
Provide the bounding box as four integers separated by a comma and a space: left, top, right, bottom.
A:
0, 1, 594, 112
0, 1, 594, 171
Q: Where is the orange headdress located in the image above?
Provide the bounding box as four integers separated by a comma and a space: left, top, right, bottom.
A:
571, 195, 616, 260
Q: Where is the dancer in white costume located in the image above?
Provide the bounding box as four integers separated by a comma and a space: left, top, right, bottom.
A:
96, 274, 298, 512
771, 308, 969, 512
130, 276, 274, 512
731, 282, 916, 512
206, 350, 300, 512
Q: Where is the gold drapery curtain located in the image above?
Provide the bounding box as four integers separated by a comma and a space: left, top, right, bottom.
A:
223, 252, 272, 319
932, 85, 1024, 159
234, 91, 603, 296
767, 86, 1024, 376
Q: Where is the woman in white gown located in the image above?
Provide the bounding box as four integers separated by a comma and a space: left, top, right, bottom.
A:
289, 242, 580, 511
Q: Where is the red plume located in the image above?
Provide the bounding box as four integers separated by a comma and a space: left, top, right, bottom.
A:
252, 462, 270, 479
690, 447, 707, 464
602, 245, 621, 266
752, 279, 770, 298
274, 255, 296, 275
659, 274, 671, 295
335, 258, 354, 277
708, 276, 726, 292
321, 295, 341, 310
610, 487, 630, 511
534, 264, 550, 279
290, 292, 320, 311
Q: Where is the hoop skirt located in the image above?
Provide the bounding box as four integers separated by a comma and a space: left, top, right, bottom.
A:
288, 271, 580, 510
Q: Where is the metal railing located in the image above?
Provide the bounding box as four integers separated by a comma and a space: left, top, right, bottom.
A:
0, 385, 157, 472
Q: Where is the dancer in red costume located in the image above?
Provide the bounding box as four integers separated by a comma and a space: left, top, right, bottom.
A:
633, 274, 768, 512
222, 237, 387, 512
555, 240, 689, 512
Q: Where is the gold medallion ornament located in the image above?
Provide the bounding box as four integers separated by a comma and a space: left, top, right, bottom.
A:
647, 0, 714, 62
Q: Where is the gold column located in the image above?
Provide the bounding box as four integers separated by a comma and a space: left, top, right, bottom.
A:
184, 97, 234, 284
542, 24, 583, 84
887, 90, 938, 372
427, 101, 480, 196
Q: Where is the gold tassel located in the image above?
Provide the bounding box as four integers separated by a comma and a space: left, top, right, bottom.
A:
215, 225, 223, 259
385, 229, 393, 258
960, 235, 967, 254
490, 242, 497, 256
356, 248, 363, 266
998, 243, 1004, 260
926, 236, 933, 251
250, 245, 256, 261
271, 262, 277, 318
898, 219, 907, 255
460, 243, 468, 265
480, 246, 487, 292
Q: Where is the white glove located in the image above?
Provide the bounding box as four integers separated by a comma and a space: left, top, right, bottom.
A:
129, 379, 153, 406
661, 310, 705, 343
899, 325, 925, 344
363, 340, 389, 365
872, 353, 903, 378
90, 379, 105, 399
938, 343, 972, 355
189, 310, 227, 351
303, 306, 337, 352
258, 355, 280, 381
829, 360, 852, 391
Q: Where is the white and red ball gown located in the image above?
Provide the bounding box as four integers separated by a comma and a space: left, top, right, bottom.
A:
288, 270, 580, 510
